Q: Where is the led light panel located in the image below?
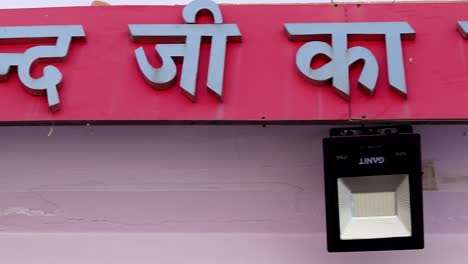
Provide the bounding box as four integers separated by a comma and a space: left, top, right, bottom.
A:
338, 175, 411, 240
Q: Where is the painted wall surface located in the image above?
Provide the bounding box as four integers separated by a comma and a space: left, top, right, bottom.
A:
0, 125, 467, 263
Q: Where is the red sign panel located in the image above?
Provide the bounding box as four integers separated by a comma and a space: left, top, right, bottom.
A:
0, 3, 466, 122
346, 4, 468, 120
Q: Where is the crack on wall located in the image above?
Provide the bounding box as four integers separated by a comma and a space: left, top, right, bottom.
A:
31, 192, 60, 210
63, 217, 285, 228
0, 183, 310, 229
1, 192, 61, 217
2, 207, 54, 217
27, 181, 309, 192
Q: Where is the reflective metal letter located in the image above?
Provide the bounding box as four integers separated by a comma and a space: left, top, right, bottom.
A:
457, 21, 468, 39
0, 25, 86, 112
285, 22, 415, 99
129, 0, 242, 101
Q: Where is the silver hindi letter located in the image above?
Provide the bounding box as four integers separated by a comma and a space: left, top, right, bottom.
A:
129, 0, 242, 101
284, 22, 415, 99
0, 25, 86, 112
457, 21, 468, 39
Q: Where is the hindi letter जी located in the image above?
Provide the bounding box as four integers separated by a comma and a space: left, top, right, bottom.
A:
129, 0, 242, 101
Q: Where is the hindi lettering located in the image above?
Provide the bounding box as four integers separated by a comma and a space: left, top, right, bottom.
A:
129, 0, 242, 101
284, 22, 415, 99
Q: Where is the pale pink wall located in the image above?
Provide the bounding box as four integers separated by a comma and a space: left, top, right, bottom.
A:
0, 233, 467, 264
0, 125, 467, 263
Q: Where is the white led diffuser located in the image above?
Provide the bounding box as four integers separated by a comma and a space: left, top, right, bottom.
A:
338, 174, 411, 240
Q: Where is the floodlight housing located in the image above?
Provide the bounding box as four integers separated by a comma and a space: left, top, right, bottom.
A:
323, 126, 424, 252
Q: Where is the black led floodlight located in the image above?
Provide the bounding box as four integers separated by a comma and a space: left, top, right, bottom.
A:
323, 126, 424, 252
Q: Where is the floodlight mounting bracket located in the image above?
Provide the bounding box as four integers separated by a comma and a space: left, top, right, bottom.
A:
330, 125, 413, 137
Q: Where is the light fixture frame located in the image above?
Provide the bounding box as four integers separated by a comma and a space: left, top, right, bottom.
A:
323, 126, 424, 252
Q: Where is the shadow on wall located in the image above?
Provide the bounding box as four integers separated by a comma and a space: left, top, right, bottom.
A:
91, 1, 110, 6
